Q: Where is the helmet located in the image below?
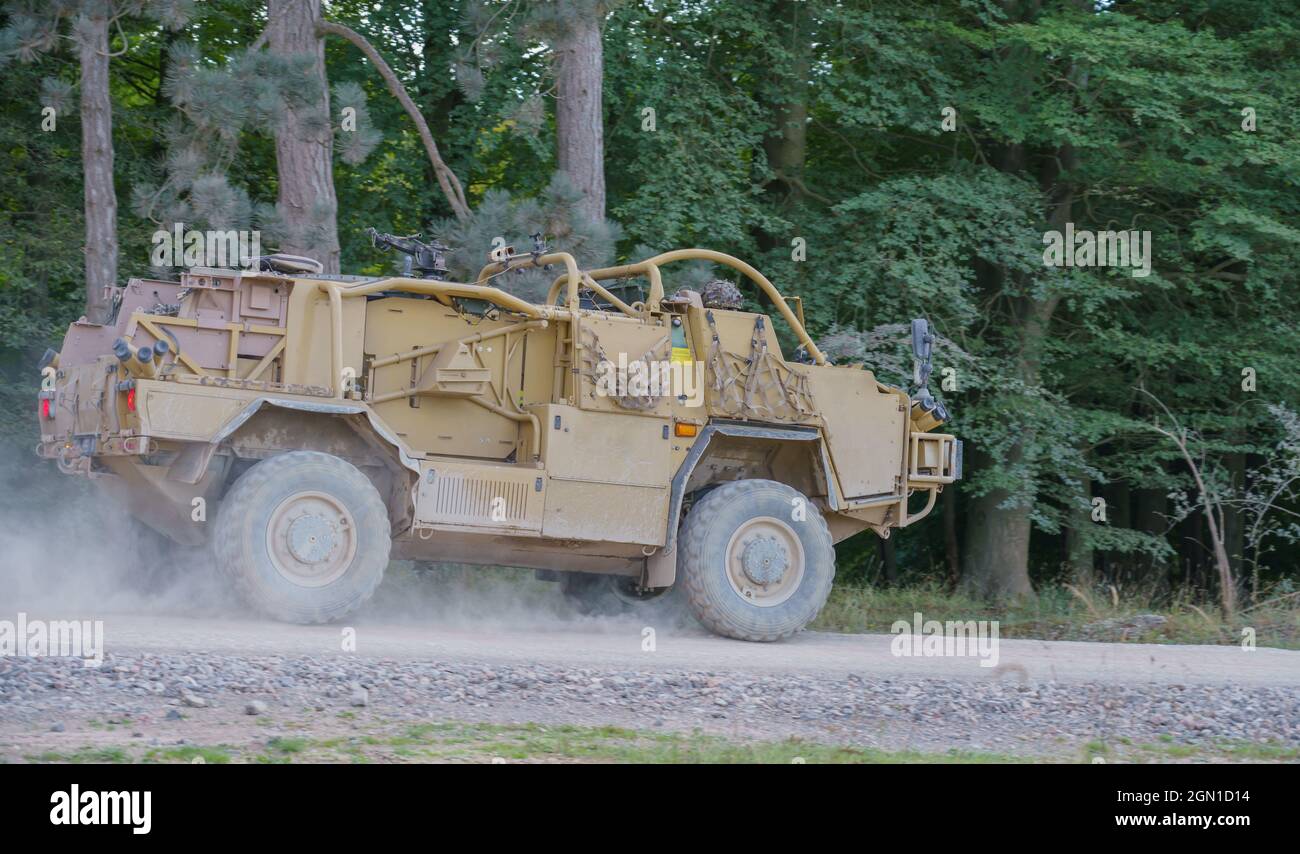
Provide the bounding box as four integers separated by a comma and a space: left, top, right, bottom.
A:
700, 279, 744, 310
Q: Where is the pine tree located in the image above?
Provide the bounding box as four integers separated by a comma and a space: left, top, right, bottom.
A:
131, 5, 384, 274
461, 0, 616, 223
429, 171, 621, 303
0, 0, 192, 319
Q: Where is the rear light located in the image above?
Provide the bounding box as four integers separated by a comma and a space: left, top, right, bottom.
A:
126, 387, 136, 412
40, 397, 51, 420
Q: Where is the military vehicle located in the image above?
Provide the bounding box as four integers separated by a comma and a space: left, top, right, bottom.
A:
36, 238, 960, 641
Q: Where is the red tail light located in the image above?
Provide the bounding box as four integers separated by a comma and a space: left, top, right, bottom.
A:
126, 388, 136, 412
40, 398, 51, 420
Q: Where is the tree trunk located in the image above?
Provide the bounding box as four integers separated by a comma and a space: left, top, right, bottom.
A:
1134, 483, 1168, 583
943, 485, 960, 589
1223, 451, 1245, 578
959, 133, 1072, 601
762, 0, 809, 208
553, 5, 605, 223
1107, 479, 1133, 581
1179, 510, 1205, 589
1066, 471, 1094, 585
78, 8, 117, 323
419, 0, 468, 223
267, 0, 340, 272
961, 445, 1035, 599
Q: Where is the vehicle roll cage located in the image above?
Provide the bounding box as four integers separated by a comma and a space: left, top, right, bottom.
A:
315, 248, 826, 400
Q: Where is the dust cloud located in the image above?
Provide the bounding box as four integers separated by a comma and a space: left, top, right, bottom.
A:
0, 457, 694, 636
0, 473, 236, 619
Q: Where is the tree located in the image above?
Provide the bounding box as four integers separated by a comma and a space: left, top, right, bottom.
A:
550, 0, 607, 222
1141, 388, 1236, 614
315, 17, 469, 220
264, 0, 339, 270
461, 0, 614, 222
0, 0, 191, 319
75, 3, 116, 322
4, 0, 1300, 599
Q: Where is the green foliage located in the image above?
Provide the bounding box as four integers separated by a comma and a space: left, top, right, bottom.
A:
432, 172, 622, 302
2, 0, 1298, 598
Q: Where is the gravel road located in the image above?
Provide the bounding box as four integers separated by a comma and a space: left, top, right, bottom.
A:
2, 606, 1297, 762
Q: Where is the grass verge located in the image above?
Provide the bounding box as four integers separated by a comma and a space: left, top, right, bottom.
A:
814, 582, 1300, 649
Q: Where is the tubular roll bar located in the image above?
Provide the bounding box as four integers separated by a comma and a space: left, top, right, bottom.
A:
318, 274, 564, 400
474, 252, 584, 308
318, 247, 826, 399
569, 249, 826, 366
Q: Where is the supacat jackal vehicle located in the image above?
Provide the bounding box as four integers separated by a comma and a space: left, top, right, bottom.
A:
37, 238, 960, 641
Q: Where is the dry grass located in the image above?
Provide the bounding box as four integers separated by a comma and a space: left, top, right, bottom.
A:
814, 581, 1300, 649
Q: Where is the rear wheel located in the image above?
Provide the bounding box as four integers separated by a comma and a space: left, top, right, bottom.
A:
678, 479, 835, 641
213, 451, 390, 623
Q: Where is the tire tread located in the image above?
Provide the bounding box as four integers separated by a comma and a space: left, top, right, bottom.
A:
677, 479, 834, 642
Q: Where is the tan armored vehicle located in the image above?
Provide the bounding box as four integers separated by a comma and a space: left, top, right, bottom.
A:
37, 241, 960, 641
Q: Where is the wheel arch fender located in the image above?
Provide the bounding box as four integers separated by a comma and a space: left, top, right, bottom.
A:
644, 422, 839, 588
170, 397, 420, 533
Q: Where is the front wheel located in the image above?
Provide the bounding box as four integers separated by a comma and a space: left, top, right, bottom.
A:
213, 451, 391, 624
678, 479, 835, 641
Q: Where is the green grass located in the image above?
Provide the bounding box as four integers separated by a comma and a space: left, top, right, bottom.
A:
144, 745, 233, 764
1077, 737, 1299, 763
266, 736, 308, 754
298, 722, 1033, 764
20, 724, 1294, 764
813, 581, 1300, 648
1132, 739, 1299, 762
16, 724, 1033, 764
26, 747, 131, 763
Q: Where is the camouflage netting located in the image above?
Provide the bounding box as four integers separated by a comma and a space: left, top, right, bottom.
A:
700, 278, 744, 310
579, 327, 671, 411
704, 312, 814, 421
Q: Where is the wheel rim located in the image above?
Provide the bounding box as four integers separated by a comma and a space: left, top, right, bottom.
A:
724, 516, 805, 607
266, 490, 357, 588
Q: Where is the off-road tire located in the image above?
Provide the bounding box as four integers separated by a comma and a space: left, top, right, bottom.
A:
213, 451, 390, 624
678, 479, 834, 641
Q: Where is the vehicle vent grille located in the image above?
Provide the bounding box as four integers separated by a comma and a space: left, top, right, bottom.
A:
426, 475, 528, 524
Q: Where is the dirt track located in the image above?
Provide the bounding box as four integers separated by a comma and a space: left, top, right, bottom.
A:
70, 612, 1300, 686
2, 605, 1298, 763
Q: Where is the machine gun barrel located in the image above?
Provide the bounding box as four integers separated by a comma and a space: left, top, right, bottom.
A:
365, 227, 449, 280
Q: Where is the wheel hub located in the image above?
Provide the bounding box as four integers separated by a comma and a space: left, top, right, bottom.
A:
266, 491, 357, 588
724, 516, 806, 608
287, 514, 339, 564
740, 535, 789, 586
